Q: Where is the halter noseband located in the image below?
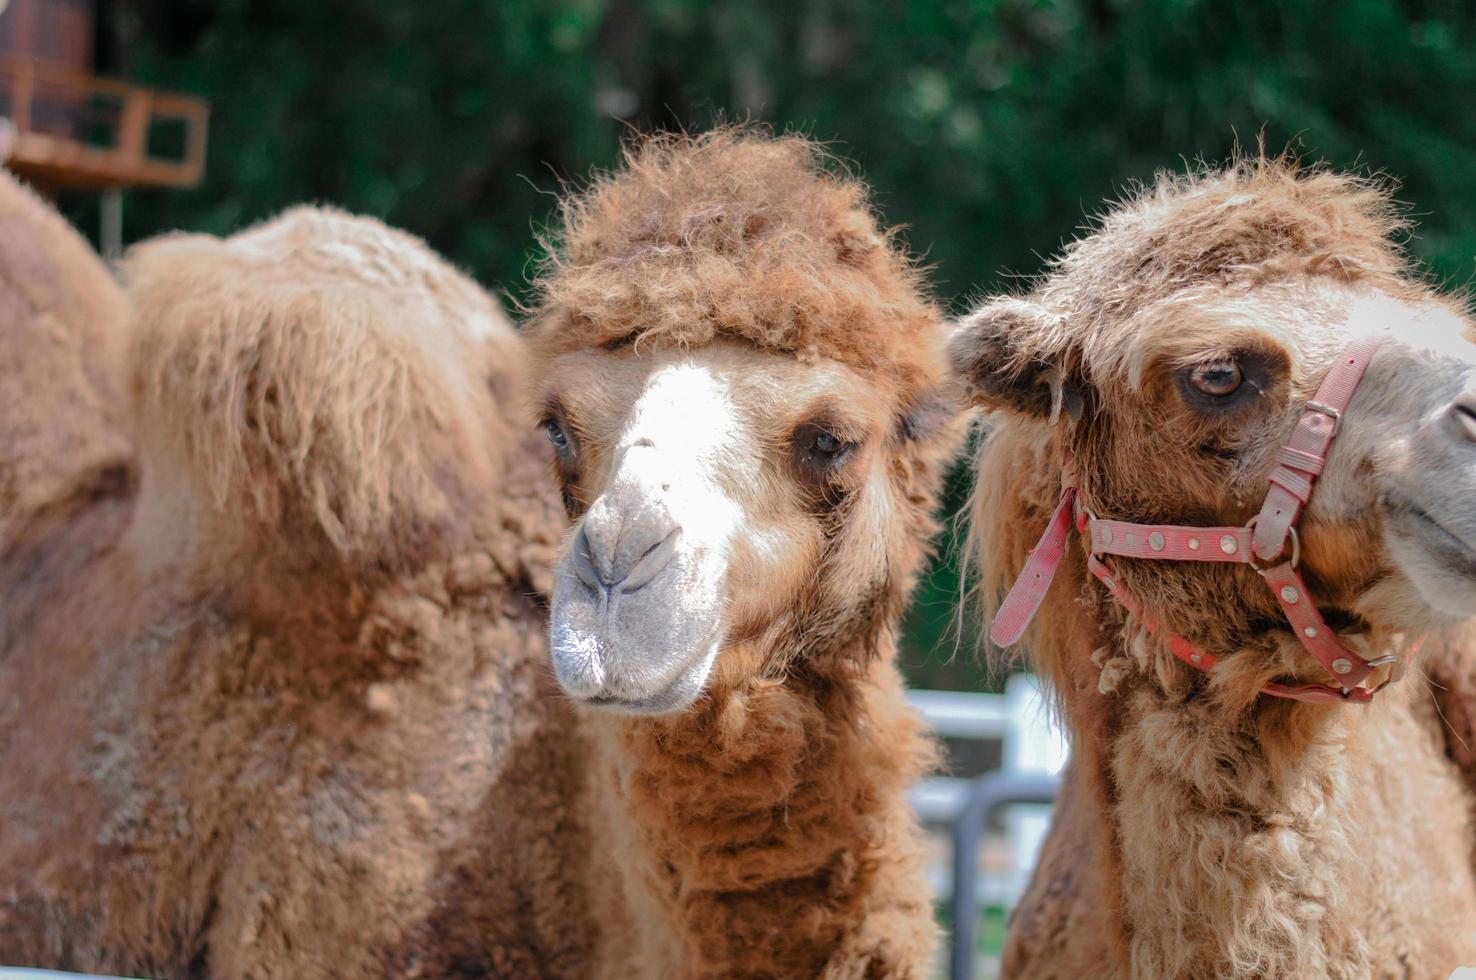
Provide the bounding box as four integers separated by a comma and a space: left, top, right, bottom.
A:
991, 336, 1410, 704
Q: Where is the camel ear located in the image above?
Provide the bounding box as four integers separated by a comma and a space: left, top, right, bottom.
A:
895, 382, 957, 445
948, 297, 1080, 421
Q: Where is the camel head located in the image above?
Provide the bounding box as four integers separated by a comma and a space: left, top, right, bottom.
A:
952, 160, 1476, 699
528, 130, 957, 716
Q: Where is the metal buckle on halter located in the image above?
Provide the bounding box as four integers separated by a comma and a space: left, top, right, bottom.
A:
1243, 518, 1301, 574
1306, 400, 1343, 437
1355, 659, 1405, 698
1333, 656, 1402, 699
1074, 499, 1099, 541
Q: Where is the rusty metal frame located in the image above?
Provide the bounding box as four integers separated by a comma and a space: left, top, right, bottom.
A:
0, 53, 208, 190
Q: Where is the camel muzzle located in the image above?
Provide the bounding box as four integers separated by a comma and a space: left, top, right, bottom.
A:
548, 487, 725, 715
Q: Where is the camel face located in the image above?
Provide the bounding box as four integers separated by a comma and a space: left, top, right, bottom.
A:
529, 130, 956, 718
953, 163, 1476, 687
957, 164, 1476, 980
541, 341, 926, 714
1071, 281, 1476, 627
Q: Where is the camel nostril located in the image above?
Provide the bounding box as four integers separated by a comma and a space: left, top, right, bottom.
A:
636, 534, 667, 565
570, 525, 609, 593
619, 526, 682, 594
572, 506, 680, 596
1452, 396, 1476, 444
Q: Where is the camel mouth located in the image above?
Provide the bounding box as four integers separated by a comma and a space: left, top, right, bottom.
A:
574, 651, 715, 716
548, 548, 726, 716
1384, 494, 1476, 617
1394, 501, 1476, 576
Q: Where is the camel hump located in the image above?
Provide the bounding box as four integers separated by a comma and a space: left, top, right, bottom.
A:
0, 171, 132, 544
122, 206, 525, 566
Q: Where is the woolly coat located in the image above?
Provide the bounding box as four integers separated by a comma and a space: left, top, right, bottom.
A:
0, 174, 587, 979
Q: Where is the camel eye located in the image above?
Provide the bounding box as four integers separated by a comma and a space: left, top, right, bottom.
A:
541, 416, 574, 456
812, 430, 845, 457
791, 420, 858, 480
1189, 360, 1243, 398
804, 426, 855, 465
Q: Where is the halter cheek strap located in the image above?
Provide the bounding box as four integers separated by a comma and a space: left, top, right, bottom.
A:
991, 337, 1411, 705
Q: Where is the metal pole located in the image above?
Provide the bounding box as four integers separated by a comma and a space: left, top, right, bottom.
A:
100, 189, 122, 261
13, 56, 34, 135
949, 771, 1060, 980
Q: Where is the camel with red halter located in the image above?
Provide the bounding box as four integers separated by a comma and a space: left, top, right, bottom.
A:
953, 159, 1476, 978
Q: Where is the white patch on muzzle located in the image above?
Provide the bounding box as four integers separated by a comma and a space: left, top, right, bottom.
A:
549, 363, 745, 715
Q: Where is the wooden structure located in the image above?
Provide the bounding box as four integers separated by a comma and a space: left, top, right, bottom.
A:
0, 0, 208, 192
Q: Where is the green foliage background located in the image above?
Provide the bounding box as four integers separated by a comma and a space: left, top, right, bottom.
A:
81, 0, 1476, 690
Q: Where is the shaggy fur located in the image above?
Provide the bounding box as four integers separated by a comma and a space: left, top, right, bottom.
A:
0, 172, 130, 546
0, 187, 588, 977
1424, 620, 1476, 796
528, 129, 955, 977
955, 161, 1476, 978
533, 128, 943, 401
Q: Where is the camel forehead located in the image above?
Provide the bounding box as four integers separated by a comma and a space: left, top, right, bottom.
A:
1099, 283, 1472, 390
545, 343, 889, 434
1352, 291, 1476, 363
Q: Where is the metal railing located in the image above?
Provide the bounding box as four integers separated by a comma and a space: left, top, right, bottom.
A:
946, 771, 1060, 980
906, 679, 1066, 980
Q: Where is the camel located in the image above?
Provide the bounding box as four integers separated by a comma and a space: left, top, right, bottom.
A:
0, 172, 591, 978
525, 129, 961, 978
0, 170, 130, 546
950, 158, 1476, 978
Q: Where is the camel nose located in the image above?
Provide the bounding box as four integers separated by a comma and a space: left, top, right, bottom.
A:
1450, 393, 1476, 445
573, 492, 681, 596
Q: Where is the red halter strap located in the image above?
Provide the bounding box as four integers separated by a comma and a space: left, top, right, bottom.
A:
991, 336, 1409, 704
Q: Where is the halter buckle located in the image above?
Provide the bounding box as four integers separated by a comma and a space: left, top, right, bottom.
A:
1306, 400, 1343, 437
1244, 518, 1300, 573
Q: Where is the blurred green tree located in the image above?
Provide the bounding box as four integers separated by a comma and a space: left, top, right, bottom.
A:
82, 0, 1476, 689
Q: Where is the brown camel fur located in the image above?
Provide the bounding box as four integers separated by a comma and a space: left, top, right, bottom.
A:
0, 172, 130, 545
951, 160, 1476, 978
527, 129, 959, 978
0, 174, 590, 978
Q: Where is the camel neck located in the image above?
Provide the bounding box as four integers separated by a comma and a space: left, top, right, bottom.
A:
1017, 555, 1476, 975
1088, 664, 1397, 977
585, 651, 936, 977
